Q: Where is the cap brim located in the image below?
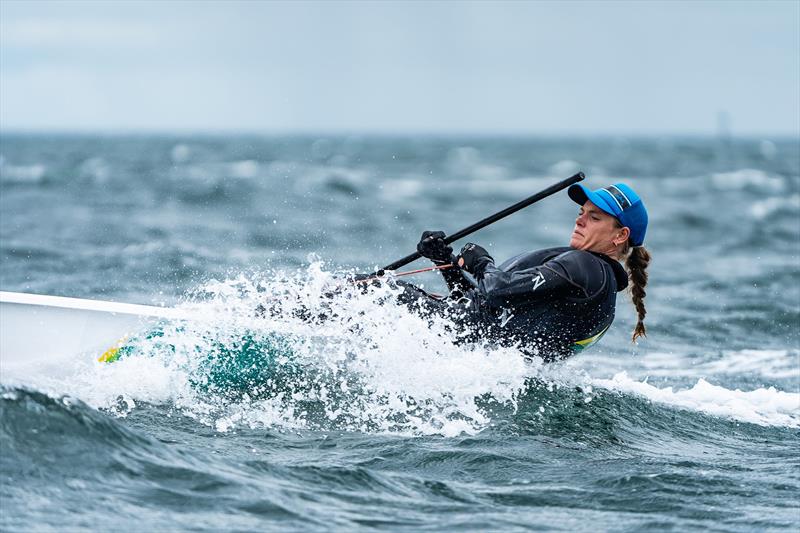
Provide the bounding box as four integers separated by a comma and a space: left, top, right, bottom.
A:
567, 184, 621, 218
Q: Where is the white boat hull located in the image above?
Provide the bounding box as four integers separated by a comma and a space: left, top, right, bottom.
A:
0, 291, 186, 382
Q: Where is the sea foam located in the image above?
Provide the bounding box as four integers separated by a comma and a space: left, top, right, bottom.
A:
595, 372, 800, 428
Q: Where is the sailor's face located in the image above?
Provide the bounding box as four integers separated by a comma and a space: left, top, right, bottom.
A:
570, 201, 624, 252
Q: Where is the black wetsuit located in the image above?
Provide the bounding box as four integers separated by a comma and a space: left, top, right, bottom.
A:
399, 247, 629, 360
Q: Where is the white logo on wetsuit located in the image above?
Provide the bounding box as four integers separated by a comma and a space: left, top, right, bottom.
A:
532, 272, 545, 291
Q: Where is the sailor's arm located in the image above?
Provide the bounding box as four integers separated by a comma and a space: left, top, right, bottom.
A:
440, 263, 477, 294
458, 245, 594, 308
478, 262, 576, 307
416, 231, 476, 294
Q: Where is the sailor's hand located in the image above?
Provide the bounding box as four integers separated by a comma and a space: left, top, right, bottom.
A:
456, 243, 493, 277
417, 230, 453, 265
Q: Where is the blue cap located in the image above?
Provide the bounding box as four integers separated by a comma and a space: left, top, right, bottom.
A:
568, 182, 648, 246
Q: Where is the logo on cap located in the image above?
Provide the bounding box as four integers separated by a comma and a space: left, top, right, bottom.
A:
602, 185, 632, 211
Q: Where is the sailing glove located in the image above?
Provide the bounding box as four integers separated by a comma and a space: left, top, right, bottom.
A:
456, 243, 493, 278
417, 230, 454, 265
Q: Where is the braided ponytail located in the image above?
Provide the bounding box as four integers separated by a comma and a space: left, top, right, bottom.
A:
625, 245, 651, 342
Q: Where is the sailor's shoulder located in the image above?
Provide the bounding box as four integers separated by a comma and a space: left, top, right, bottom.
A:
549, 248, 605, 268
499, 247, 572, 270
548, 249, 615, 290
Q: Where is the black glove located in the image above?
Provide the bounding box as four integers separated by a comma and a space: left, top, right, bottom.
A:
456, 243, 493, 277
417, 230, 453, 265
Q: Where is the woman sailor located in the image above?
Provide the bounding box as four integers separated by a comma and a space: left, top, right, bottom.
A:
409, 182, 650, 360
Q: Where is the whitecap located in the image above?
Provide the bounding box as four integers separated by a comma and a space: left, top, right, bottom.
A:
445, 146, 508, 180
749, 194, 800, 219
380, 178, 423, 200
595, 371, 799, 428
0, 163, 46, 183
710, 169, 784, 192
548, 160, 581, 176
707, 349, 800, 380
465, 176, 552, 197
228, 160, 260, 179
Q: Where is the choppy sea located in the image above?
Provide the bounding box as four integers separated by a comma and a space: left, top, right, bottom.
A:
1, 134, 798, 531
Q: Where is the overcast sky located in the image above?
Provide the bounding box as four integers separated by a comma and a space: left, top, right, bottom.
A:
1, 0, 798, 135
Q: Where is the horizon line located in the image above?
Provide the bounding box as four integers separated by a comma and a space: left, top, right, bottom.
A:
1, 128, 798, 140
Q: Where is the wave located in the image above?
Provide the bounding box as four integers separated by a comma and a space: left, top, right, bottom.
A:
710, 169, 786, 192
622, 349, 800, 383
595, 372, 799, 428
0, 386, 306, 529
0, 387, 153, 453
3, 266, 798, 436
0, 162, 47, 184
749, 193, 800, 219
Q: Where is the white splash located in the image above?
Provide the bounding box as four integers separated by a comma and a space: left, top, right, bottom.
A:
54, 263, 534, 436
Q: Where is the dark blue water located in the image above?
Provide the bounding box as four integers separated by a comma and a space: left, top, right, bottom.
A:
1, 134, 798, 531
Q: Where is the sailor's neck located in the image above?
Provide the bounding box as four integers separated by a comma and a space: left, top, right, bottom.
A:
575, 245, 624, 262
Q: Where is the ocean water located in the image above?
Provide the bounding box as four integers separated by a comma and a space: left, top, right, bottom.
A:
1, 134, 799, 531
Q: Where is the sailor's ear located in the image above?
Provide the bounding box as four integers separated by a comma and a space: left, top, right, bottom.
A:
614, 226, 630, 246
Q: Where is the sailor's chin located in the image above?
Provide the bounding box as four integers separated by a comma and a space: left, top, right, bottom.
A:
569, 234, 582, 248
